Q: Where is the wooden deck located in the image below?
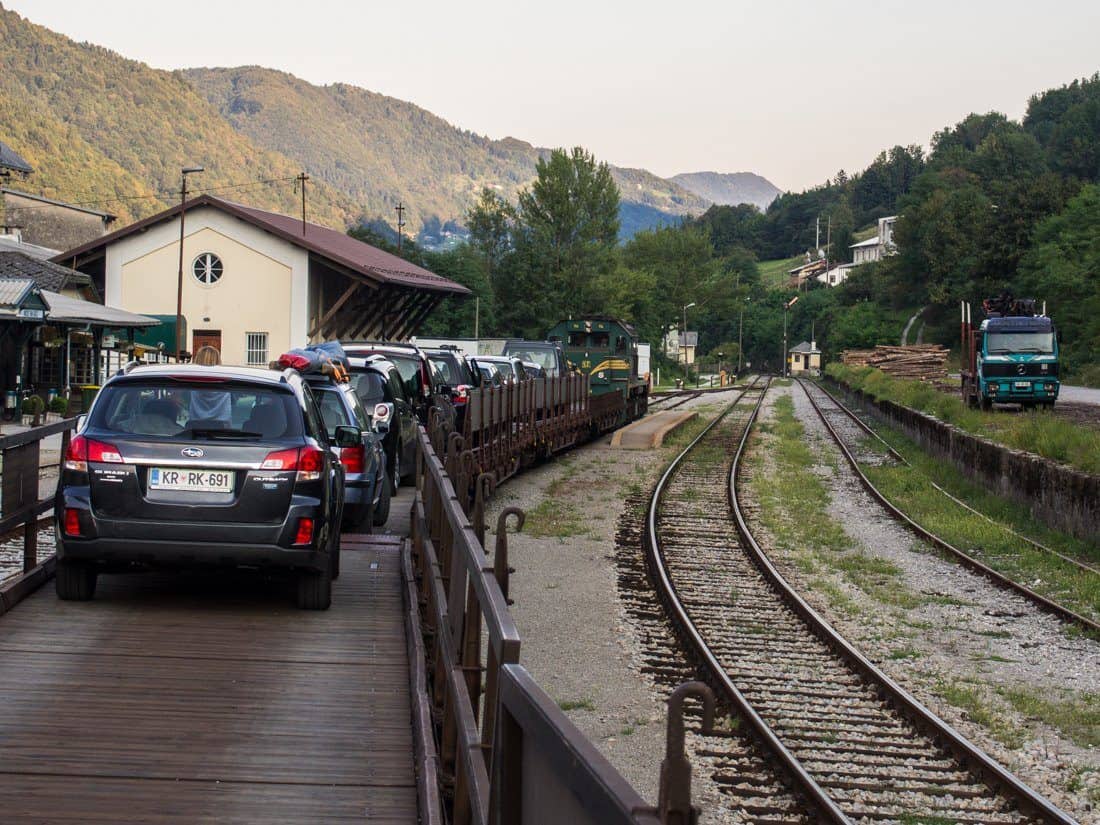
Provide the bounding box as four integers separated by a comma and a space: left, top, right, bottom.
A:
0, 534, 418, 824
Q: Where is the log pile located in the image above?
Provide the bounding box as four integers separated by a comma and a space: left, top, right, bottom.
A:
841, 344, 948, 381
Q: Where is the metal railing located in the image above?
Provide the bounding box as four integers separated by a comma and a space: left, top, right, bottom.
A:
0, 417, 78, 612
410, 420, 711, 824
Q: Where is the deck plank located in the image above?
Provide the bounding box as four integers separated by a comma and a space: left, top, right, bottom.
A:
0, 538, 417, 823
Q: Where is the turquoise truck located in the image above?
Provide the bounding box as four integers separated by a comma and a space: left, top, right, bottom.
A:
960, 297, 1060, 410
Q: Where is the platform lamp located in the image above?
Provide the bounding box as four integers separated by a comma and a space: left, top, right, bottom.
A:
175, 166, 204, 361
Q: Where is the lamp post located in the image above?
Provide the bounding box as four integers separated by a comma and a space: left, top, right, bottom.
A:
175, 165, 204, 361
681, 302, 696, 367
783, 295, 798, 377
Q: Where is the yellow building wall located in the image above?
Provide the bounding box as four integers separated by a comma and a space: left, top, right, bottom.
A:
119, 226, 292, 366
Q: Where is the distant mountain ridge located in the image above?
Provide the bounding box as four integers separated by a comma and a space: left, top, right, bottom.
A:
670, 171, 782, 211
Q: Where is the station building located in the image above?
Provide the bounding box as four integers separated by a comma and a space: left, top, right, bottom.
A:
55, 195, 470, 366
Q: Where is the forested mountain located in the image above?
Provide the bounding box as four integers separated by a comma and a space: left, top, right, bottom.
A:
669, 171, 781, 211
182, 66, 711, 238
0, 6, 358, 227
0, 6, 721, 240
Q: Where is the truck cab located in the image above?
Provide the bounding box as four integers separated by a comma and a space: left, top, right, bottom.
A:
974, 315, 1060, 409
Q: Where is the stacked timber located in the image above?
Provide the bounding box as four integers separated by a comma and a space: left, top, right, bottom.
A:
841, 345, 948, 382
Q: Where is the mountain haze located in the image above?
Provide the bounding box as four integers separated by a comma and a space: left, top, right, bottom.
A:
670, 171, 782, 211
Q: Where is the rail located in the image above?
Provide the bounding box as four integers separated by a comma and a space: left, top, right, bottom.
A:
0, 417, 78, 612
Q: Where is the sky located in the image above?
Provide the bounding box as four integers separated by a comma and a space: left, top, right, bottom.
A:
6, 0, 1100, 192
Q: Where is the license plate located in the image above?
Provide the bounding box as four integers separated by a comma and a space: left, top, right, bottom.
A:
1014, 381, 1030, 389
149, 467, 234, 493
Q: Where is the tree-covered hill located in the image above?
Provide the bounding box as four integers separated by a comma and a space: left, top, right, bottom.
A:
0, 6, 359, 228
182, 66, 712, 238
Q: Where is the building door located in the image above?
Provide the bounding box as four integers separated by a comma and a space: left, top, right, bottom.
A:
192, 330, 222, 359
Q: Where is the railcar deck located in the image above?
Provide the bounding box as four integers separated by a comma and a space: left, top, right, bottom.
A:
0, 533, 418, 824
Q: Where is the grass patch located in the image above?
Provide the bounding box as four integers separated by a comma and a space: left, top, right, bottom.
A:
757, 254, 806, 289
827, 363, 1100, 474
937, 680, 1025, 748
997, 686, 1100, 748
888, 647, 922, 660
558, 698, 596, 712
525, 498, 586, 538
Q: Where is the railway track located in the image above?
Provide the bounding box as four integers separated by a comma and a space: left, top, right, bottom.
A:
642, 376, 1075, 824
796, 378, 1099, 633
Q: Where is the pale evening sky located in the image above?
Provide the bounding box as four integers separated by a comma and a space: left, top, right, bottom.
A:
7, 0, 1099, 192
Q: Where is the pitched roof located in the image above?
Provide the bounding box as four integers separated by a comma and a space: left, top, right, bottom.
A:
0, 234, 60, 260
850, 236, 881, 248
790, 340, 820, 353
41, 290, 159, 328
0, 250, 92, 291
0, 141, 33, 174
1, 188, 116, 220
54, 195, 469, 295
0, 278, 35, 307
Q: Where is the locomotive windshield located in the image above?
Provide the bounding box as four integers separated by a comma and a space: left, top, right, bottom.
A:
985, 331, 1055, 355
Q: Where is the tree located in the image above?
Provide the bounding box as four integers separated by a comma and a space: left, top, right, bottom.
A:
417, 245, 493, 338
514, 147, 621, 316
466, 187, 514, 276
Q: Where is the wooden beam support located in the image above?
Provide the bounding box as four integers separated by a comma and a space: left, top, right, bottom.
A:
308, 281, 359, 339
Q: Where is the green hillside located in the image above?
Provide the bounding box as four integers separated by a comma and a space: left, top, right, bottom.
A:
0, 7, 367, 227
181, 66, 710, 235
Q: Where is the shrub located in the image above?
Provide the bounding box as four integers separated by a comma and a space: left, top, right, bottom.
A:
21, 395, 44, 416
48, 396, 69, 415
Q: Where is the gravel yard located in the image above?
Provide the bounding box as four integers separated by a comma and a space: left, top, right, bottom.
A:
742, 382, 1100, 818
484, 390, 743, 819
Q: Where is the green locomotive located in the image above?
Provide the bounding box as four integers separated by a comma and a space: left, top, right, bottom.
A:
547, 317, 649, 427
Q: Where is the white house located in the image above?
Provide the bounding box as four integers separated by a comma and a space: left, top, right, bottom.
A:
55, 195, 469, 366
849, 215, 898, 265
817, 262, 858, 287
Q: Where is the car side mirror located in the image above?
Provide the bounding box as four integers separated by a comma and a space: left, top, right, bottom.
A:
437, 384, 453, 397
75, 414, 87, 432
334, 425, 362, 448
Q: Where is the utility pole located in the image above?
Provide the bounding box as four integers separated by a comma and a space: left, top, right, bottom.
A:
783, 295, 799, 378
474, 296, 479, 339
175, 165, 204, 362
395, 202, 406, 253
296, 172, 309, 235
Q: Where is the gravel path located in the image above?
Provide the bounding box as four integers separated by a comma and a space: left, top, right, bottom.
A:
742, 383, 1100, 819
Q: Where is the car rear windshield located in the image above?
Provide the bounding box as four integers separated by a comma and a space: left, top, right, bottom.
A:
506, 347, 558, 374
349, 371, 387, 407
89, 381, 303, 440
429, 355, 473, 386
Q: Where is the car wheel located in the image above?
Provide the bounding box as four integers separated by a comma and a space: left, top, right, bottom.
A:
372, 473, 392, 527
296, 566, 332, 610
55, 559, 97, 601
343, 502, 372, 535
330, 528, 341, 581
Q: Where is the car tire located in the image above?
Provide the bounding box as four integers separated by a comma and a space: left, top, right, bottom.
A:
297, 566, 332, 610
389, 459, 400, 496
330, 529, 341, 581
372, 474, 391, 527
343, 503, 371, 535
55, 560, 97, 601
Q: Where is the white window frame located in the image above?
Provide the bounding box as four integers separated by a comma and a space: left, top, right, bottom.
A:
245, 332, 268, 366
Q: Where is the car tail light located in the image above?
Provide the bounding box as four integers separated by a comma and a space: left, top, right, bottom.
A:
65, 435, 123, 472
63, 508, 82, 537
340, 445, 366, 474
373, 403, 392, 424
261, 446, 325, 482
292, 517, 315, 546
452, 384, 470, 404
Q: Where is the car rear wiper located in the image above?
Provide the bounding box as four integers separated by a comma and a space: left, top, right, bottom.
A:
190, 428, 263, 440
987, 348, 1011, 354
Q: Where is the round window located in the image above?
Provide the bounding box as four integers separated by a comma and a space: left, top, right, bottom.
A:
192, 252, 223, 285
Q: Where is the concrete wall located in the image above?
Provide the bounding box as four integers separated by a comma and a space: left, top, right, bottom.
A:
828, 379, 1100, 542
105, 206, 309, 366
2, 191, 110, 251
